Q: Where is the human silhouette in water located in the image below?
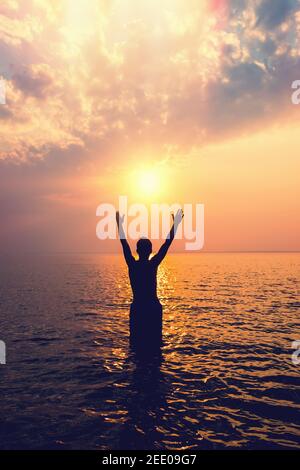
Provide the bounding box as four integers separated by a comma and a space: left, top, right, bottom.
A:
116, 209, 184, 351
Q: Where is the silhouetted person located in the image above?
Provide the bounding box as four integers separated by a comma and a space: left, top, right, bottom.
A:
116, 210, 184, 352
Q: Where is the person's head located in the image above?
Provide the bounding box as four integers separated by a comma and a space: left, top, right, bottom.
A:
136, 238, 152, 260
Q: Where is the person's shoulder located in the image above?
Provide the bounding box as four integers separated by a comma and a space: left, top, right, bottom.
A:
149, 255, 159, 267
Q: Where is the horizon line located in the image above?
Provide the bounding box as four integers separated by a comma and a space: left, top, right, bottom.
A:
1, 250, 300, 255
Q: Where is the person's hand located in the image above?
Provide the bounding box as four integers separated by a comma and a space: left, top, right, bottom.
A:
116, 211, 125, 226
172, 209, 184, 225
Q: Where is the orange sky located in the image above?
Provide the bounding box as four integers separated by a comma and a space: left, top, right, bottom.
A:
0, 0, 300, 253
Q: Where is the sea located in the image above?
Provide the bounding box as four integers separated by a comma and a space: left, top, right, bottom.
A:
0, 253, 299, 449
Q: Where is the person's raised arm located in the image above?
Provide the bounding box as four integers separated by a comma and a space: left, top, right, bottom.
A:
152, 209, 184, 266
116, 211, 135, 266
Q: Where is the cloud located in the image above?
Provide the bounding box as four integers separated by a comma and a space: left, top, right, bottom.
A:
0, 0, 299, 167
256, 0, 299, 29
11, 64, 53, 99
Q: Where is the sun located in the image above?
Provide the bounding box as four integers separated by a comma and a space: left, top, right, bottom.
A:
138, 170, 160, 195
128, 166, 165, 200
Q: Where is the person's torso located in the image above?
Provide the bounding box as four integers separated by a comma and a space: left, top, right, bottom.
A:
128, 260, 158, 303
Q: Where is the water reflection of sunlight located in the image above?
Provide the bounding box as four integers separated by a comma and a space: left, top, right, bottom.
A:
156, 262, 190, 358
157, 263, 175, 305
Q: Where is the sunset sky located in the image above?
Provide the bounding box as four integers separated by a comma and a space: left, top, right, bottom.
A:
0, 0, 300, 253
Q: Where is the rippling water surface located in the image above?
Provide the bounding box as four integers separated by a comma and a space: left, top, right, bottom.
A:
0, 253, 299, 449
